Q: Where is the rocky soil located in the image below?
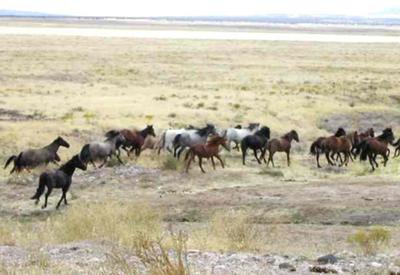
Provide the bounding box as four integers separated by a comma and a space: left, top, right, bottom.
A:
1, 241, 400, 274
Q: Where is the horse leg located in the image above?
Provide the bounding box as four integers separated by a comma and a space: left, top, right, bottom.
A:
215, 155, 225, 168
286, 151, 290, 167
348, 152, 354, 162
56, 190, 66, 209
368, 154, 375, 172
99, 157, 108, 168
253, 149, 261, 164
198, 157, 206, 173
269, 152, 275, 167
372, 154, 379, 168
383, 153, 388, 167
325, 151, 334, 166
90, 160, 97, 168
316, 152, 321, 168
185, 153, 194, 173
42, 186, 52, 209
242, 147, 247, 165
116, 153, 124, 165
211, 157, 216, 170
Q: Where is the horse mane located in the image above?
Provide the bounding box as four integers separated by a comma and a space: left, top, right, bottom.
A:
207, 135, 223, 145
377, 128, 393, 140
334, 128, 346, 137
105, 130, 120, 139
196, 124, 213, 136
248, 123, 259, 130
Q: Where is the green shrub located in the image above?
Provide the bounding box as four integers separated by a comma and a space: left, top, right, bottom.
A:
348, 227, 391, 255
162, 155, 180, 171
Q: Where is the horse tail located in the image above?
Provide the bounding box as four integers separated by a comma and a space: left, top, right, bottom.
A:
4, 155, 17, 169
310, 141, 319, 155
79, 144, 91, 163
31, 174, 47, 200
173, 134, 182, 148
359, 140, 369, 161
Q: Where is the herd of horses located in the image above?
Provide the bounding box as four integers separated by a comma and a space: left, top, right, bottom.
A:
3, 123, 400, 209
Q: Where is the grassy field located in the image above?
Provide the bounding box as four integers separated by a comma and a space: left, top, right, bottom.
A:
1, 21, 400, 273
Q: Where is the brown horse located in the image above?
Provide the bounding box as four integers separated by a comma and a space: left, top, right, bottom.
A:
322, 131, 352, 167
107, 125, 156, 157
352, 128, 375, 158
141, 135, 160, 152
184, 135, 229, 173
359, 128, 394, 171
310, 128, 346, 168
265, 130, 299, 167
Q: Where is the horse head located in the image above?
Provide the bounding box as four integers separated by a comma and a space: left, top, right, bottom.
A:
291, 130, 300, 142
248, 123, 260, 131
257, 126, 270, 139
55, 136, 70, 148
335, 128, 346, 137
73, 154, 87, 171
105, 130, 121, 139
145, 125, 156, 137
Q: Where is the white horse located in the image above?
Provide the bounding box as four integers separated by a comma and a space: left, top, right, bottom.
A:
157, 125, 197, 154
173, 124, 216, 159
225, 123, 260, 151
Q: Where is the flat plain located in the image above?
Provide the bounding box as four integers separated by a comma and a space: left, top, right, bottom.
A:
1, 19, 400, 274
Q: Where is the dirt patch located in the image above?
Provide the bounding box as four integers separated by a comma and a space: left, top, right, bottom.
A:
319, 111, 400, 133
0, 108, 46, 121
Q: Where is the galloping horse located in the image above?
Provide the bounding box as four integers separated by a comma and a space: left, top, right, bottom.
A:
5, 137, 70, 174
107, 125, 156, 157
322, 129, 353, 167
225, 123, 260, 151
184, 135, 229, 173
359, 128, 394, 171
80, 132, 125, 168
173, 124, 216, 159
240, 126, 270, 165
31, 155, 87, 209
157, 125, 199, 154
266, 130, 299, 167
310, 128, 346, 168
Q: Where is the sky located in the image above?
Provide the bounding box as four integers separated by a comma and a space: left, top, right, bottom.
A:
1, 0, 400, 17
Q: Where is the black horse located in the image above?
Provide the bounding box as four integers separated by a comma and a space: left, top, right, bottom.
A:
241, 126, 270, 165
31, 155, 87, 209
5, 137, 70, 174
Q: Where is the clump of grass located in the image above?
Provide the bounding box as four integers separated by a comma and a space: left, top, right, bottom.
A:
83, 111, 96, 122
196, 102, 205, 109
48, 202, 161, 248
135, 230, 189, 275
162, 155, 180, 171
0, 222, 15, 245
348, 227, 391, 255
154, 95, 167, 101
61, 111, 74, 121
204, 210, 262, 251
168, 113, 177, 118
258, 167, 284, 177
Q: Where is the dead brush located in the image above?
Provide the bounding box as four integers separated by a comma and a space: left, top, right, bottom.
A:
134, 230, 189, 275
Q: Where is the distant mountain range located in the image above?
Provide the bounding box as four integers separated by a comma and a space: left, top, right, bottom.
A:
1, 9, 400, 26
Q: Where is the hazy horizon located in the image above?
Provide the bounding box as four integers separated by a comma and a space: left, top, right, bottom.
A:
1, 0, 400, 18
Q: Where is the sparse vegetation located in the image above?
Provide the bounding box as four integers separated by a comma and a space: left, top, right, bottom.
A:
348, 227, 391, 255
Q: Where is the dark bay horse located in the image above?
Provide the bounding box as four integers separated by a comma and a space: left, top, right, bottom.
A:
4, 137, 70, 174
310, 128, 346, 168
107, 125, 156, 157
323, 131, 353, 167
240, 126, 270, 165
352, 128, 375, 158
266, 130, 299, 167
31, 155, 87, 209
184, 135, 229, 173
359, 128, 394, 171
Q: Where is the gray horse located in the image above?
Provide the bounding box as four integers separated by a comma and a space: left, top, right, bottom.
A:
79, 132, 125, 168
173, 124, 216, 159
4, 137, 70, 174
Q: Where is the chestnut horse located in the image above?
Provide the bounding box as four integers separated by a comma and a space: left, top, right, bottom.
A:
184, 135, 229, 173
352, 128, 375, 158
359, 128, 394, 171
322, 130, 353, 167
310, 128, 346, 168
266, 130, 299, 167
